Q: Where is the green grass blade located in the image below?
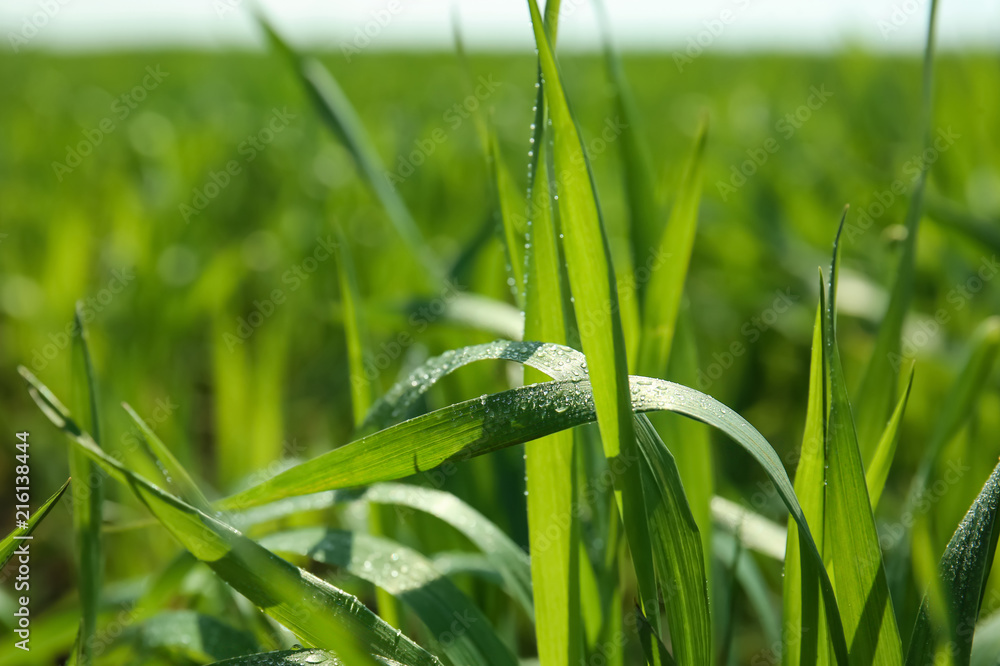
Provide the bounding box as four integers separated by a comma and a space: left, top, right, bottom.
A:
260, 527, 518, 666
20, 368, 441, 666
636, 121, 708, 376
636, 607, 678, 666
69, 303, 103, 666
489, 132, 527, 305
523, 106, 583, 666
255, 16, 442, 282
231, 482, 533, 620
714, 531, 782, 650
360, 484, 534, 621
330, 219, 400, 629
132, 611, 258, 662
853, 0, 939, 464
123, 402, 212, 512
783, 303, 830, 666
823, 228, 903, 664
525, 1, 662, 653
333, 223, 375, 426
633, 416, 711, 665
207, 649, 393, 666
865, 369, 914, 511
1, 478, 71, 569
905, 462, 1000, 666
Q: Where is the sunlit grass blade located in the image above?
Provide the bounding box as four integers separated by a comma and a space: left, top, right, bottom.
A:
69, 303, 104, 666
255, 15, 442, 282
131, 611, 257, 662
853, 0, 939, 464
1, 478, 71, 569
822, 226, 903, 664
123, 402, 212, 511
783, 303, 831, 666
904, 462, 1000, 666
20, 368, 441, 666
522, 52, 584, 661
260, 527, 518, 666
865, 368, 914, 511
525, 2, 663, 656
636, 121, 708, 377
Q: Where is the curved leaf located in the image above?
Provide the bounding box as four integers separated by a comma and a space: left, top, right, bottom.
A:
259, 527, 518, 666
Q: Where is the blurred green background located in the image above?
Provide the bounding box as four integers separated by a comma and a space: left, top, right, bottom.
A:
2, 46, 999, 661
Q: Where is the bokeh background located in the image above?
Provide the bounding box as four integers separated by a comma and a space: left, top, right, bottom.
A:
2, 1, 1000, 663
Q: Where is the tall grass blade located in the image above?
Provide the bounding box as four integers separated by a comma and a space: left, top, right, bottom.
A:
123, 402, 212, 511
256, 16, 442, 282
333, 223, 375, 426
636, 122, 708, 376
905, 462, 1000, 666
822, 225, 903, 663
783, 304, 831, 666
865, 369, 914, 511
69, 303, 104, 666
490, 132, 527, 304
525, 2, 664, 658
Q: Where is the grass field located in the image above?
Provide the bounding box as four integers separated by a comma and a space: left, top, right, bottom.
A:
3, 7, 1000, 664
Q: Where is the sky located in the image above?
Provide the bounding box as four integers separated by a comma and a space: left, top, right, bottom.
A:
3, 0, 999, 53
